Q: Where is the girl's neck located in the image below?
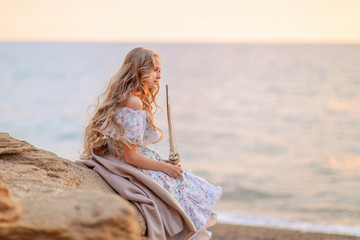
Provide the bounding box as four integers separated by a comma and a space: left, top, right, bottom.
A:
129, 92, 145, 110
131, 91, 142, 97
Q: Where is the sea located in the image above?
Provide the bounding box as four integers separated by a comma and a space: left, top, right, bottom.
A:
1, 42, 360, 236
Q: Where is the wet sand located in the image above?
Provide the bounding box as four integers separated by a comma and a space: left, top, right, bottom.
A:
209, 223, 360, 240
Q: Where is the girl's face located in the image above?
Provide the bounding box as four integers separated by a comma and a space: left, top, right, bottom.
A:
147, 57, 161, 91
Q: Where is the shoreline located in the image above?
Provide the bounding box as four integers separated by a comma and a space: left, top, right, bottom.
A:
209, 223, 360, 240
216, 213, 360, 237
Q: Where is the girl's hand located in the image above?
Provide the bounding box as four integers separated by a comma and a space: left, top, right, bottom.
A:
163, 163, 183, 178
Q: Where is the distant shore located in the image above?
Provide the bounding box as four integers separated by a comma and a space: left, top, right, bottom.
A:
209, 223, 360, 240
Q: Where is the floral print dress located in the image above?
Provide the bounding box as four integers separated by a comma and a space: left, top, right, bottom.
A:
102, 107, 222, 234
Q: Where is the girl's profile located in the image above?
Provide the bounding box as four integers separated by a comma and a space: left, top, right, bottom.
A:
81, 47, 222, 239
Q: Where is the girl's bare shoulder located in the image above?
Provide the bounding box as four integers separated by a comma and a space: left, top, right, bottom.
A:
125, 95, 143, 110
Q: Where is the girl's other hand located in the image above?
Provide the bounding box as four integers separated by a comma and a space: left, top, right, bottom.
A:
164, 163, 183, 179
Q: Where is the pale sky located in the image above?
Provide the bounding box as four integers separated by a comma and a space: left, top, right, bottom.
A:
0, 0, 359, 43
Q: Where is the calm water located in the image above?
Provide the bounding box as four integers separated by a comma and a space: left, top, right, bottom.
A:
1, 42, 360, 236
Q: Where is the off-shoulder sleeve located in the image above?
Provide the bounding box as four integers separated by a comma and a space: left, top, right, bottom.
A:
101, 107, 147, 145
143, 118, 161, 145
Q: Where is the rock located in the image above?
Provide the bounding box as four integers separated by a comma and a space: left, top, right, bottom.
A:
0, 173, 22, 222
0, 133, 35, 155
0, 133, 147, 240
0, 192, 140, 240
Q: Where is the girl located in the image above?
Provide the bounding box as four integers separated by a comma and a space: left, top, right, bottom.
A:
82, 47, 222, 239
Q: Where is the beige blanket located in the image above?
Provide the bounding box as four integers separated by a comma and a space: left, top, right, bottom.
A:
79, 153, 196, 240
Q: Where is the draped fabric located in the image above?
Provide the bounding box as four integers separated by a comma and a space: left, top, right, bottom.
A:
83, 107, 222, 239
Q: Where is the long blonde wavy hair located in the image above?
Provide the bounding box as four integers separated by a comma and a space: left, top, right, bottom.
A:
81, 47, 163, 159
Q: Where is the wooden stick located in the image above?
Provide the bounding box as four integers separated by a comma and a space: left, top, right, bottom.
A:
166, 85, 180, 165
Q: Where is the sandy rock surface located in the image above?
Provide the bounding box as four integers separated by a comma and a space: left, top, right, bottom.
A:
0, 133, 147, 240
0, 133, 36, 155
0, 173, 22, 222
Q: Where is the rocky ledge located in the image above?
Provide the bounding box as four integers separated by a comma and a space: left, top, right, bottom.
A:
0, 133, 147, 240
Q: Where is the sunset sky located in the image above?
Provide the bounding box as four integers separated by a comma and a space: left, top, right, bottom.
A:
0, 0, 359, 43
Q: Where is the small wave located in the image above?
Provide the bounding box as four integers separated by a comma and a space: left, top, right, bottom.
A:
217, 213, 360, 237
220, 182, 292, 201
299, 204, 360, 215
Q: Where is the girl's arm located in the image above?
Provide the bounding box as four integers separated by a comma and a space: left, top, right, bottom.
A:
123, 95, 183, 178
123, 144, 183, 179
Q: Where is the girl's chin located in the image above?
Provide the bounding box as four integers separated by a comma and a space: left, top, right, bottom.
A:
150, 83, 160, 90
